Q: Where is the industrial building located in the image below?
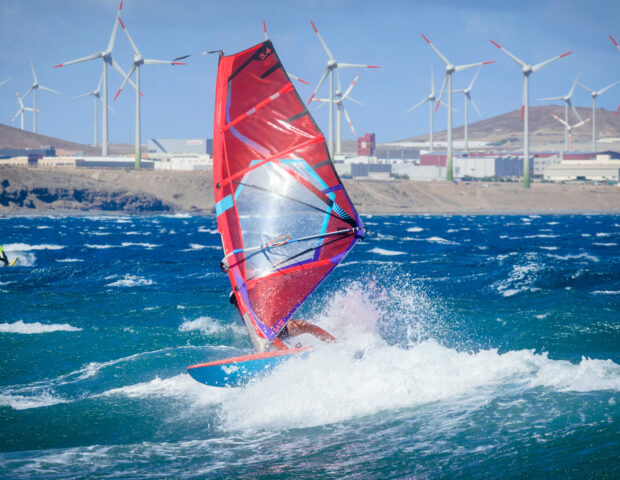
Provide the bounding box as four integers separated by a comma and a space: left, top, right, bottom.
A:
147, 138, 212, 156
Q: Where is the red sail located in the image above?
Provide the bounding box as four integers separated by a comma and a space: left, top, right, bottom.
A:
213, 41, 364, 347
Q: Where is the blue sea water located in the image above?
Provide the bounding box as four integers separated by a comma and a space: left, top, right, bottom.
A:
0, 213, 618, 479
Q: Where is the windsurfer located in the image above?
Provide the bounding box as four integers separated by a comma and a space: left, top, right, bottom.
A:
0, 246, 8, 267
230, 291, 335, 348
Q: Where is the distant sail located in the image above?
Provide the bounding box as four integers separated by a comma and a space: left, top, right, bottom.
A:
213, 40, 364, 350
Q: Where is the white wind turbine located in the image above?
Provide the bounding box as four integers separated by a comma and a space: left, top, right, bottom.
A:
422, 34, 494, 181
453, 67, 483, 153
11, 91, 37, 130
538, 73, 582, 149
578, 79, 620, 151
490, 39, 571, 188
74, 72, 115, 147
22, 59, 61, 133
54, 0, 138, 156
313, 72, 362, 153
551, 114, 590, 152
308, 21, 379, 156
0, 77, 11, 88
114, 16, 185, 169
405, 68, 450, 152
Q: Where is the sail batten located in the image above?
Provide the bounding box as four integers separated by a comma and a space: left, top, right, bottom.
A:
213, 40, 364, 347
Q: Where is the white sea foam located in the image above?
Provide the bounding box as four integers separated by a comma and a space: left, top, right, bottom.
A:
85, 244, 114, 249
0, 391, 67, 410
120, 242, 159, 249
368, 247, 406, 256
184, 244, 220, 251
492, 260, 540, 297
217, 341, 620, 431
592, 242, 617, 247
106, 275, 155, 287
524, 234, 559, 239
0, 320, 81, 334
3, 243, 64, 251
198, 227, 219, 234
56, 258, 84, 263
179, 317, 246, 336
591, 290, 620, 295
406, 227, 424, 233
426, 236, 459, 245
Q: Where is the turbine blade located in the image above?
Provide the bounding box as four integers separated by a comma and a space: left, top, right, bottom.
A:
29, 58, 38, 83
263, 20, 268, 41
119, 17, 140, 55
470, 97, 482, 117
22, 86, 33, 100
15, 91, 24, 108
430, 67, 435, 96
288, 73, 310, 85
597, 79, 620, 95
346, 96, 364, 106
343, 73, 360, 98
39, 85, 61, 95
611, 35, 620, 53
468, 66, 482, 91
552, 114, 568, 127
336, 69, 342, 93
436, 74, 448, 111
54, 52, 102, 68
308, 68, 329, 105
577, 82, 594, 94
406, 98, 427, 113
569, 101, 582, 122
143, 58, 184, 65
454, 60, 494, 73
74, 92, 93, 99
96, 69, 104, 94
568, 72, 581, 97
421, 34, 450, 66
337, 63, 380, 69
532, 51, 572, 72
490, 40, 527, 68
342, 105, 357, 136
0, 77, 11, 87
538, 96, 564, 101
106, 0, 124, 52
114, 64, 136, 100
310, 21, 335, 61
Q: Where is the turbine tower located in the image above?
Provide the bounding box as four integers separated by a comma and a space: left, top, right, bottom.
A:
538, 73, 582, 149
453, 67, 483, 153
490, 40, 571, 188
308, 21, 379, 156
23, 59, 60, 133
54, 1, 137, 156
422, 34, 493, 181
405, 68, 449, 152
313, 73, 362, 153
578, 79, 620, 151
551, 114, 590, 152
11, 91, 36, 130
114, 16, 185, 169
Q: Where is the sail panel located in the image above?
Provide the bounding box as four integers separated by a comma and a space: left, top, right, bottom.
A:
213, 41, 364, 342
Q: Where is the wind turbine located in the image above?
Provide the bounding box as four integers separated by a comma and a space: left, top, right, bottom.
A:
422, 34, 494, 181
54, 1, 137, 156
551, 114, 590, 152
453, 67, 483, 153
405, 68, 450, 152
578, 79, 620, 151
490, 40, 571, 188
308, 21, 379, 156
11, 91, 37, 130
22, 59, 61, 133
608, 35, 620, 114
538, 73, 582, 149
114, 16, 185, 169
313, 72, 362, 153
74, 72, 113, 147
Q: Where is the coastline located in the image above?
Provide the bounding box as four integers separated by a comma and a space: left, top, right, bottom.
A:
1, 166, 619, 216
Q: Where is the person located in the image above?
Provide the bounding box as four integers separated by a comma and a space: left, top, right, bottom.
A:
230, 291, 336, 349
0, 246, 8, 267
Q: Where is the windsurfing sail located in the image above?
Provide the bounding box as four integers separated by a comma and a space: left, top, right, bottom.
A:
213, 40, 365, 352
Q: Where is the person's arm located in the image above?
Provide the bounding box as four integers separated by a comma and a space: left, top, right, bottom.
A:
286, 319, 336, 343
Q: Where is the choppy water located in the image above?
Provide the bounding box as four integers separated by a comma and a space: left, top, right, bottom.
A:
0, 214, 618, 479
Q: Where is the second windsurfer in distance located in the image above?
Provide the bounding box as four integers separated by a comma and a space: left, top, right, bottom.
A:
230, 292, 335, 350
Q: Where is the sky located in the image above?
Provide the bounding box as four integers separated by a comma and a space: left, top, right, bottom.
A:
1, 0, 620, 147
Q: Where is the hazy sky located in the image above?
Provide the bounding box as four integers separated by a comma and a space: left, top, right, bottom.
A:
1, 0, 619, 147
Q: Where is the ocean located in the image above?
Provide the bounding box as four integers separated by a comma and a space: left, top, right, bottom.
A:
0, 214, 618, 479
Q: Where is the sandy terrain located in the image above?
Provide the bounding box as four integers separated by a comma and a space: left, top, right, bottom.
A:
1, 165, 619, 215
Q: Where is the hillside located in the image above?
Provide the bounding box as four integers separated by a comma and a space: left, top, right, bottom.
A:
400, 105, 620, 150
0, 123, 134, 156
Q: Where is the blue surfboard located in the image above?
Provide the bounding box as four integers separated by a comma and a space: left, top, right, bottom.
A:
187, 347, 311, 387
